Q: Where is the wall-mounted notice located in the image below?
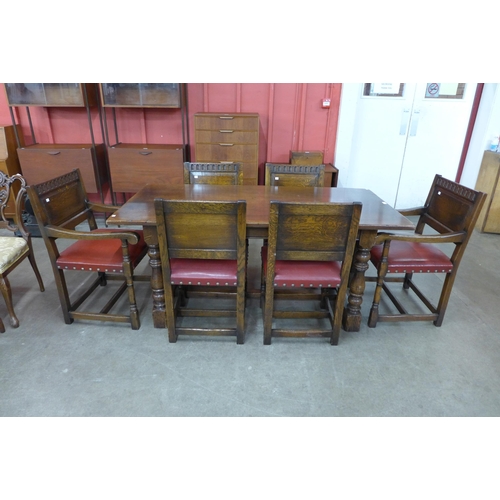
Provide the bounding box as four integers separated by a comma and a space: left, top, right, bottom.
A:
373, 83, 402, 94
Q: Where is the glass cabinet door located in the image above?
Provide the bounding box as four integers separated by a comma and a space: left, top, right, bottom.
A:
99, 83, 181, 108
4, 83, 89, 106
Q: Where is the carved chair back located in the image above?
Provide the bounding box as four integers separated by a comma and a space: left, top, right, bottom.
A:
416, 174, 487, 264
264, 163, 325, 187
183, 162, 243, 185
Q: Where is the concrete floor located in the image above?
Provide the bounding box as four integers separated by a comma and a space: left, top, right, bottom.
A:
1, 225, 500, 417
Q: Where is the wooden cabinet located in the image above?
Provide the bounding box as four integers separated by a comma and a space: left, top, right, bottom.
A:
288, 150, 339, 187
290, 150, 324, 165
475, 150, 500, 233
99, 83, 188, 200
0, 125, 23, 218
18, 144, 106, 193
107, 144, 184, 192
194, 113, 259, 185
3, 83, 107, 198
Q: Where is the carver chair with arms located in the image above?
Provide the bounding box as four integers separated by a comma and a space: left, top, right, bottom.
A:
261, 201, 362, 345
155, 199, 247, 343
264, 163, 326, 187
0, 172, 44, 332
26, 169, 149, 330
368, 174, 487, 328
183, 162, 243, 185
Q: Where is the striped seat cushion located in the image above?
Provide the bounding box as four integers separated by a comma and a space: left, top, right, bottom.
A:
0, 236, 29, 274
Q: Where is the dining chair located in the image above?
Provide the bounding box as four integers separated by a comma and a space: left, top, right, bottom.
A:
367, 174, 487, 328
0, 172, 44, 332
183, 162, 243, 185
264, 163, 326, 187
26, 169, 149, 330
154, 199, 247, 343
261, 201, 362, 345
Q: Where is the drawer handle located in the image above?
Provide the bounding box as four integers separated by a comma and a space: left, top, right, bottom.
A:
220, 161, 234, 164
219, 143, 234, 147
219, 116, 234, 120
219, 130, 234, 133
139, 151, 152, 155
47, 151, 61, 155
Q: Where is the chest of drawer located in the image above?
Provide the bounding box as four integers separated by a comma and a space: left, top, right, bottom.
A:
195, 144, 258, 163
195, 129, 258, 145
108, 144, 184, 192
194, 114, 259, 132
18, 144, 105, 193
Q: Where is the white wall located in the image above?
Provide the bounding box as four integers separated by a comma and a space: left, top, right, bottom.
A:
336, 83, 500, 192
460, 84, 500, 188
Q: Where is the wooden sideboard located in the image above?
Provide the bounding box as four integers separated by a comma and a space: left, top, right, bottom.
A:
194, 113, 259, 185
475, 150, 500, 233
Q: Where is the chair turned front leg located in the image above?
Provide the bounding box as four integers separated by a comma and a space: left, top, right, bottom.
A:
0, 276, 19, 328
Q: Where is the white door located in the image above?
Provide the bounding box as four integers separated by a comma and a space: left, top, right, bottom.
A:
338, 83, 477, 208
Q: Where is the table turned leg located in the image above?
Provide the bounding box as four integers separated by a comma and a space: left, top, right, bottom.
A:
342, 229, 377, 332
144, 227, 166, 329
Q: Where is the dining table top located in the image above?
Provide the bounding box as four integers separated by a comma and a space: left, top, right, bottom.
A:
107, 183, 415, 232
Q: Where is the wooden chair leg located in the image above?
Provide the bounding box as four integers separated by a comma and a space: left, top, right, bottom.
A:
53, 269, 74, 325
263, 283, 274, 345
368, 266, 385, 328
0, 276, 19, 328
27, 247, 45, 292
0, 316, 5, 333
434, 272, 456, 327
165, 285, 178, 343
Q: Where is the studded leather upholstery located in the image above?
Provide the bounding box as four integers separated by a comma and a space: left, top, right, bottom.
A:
262, 247, 342, 288
370, 241, 453, 274
56, 229, 146, 272
169, 258, 238, 286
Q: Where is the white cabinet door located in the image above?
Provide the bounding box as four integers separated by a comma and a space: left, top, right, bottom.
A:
338, 83, 477, 208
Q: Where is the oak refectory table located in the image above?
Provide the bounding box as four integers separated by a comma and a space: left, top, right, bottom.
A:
107, 184, 414, 332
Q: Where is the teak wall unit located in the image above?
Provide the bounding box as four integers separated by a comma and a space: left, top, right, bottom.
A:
475, 150, 500, 233
3, 83, 107, 201
100, 83, 188, 203
194, 113, 259, 185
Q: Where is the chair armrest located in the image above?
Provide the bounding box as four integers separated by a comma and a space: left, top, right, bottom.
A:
375, 231, 465, 246
46, 226, 140, 245
398, 206, 425, 217
87, 202, 121, 213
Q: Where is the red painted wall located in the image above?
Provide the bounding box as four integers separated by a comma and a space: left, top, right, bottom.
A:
1, 83, 341, 184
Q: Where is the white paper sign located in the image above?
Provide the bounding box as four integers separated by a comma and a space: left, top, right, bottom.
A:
373, 83, 401, 94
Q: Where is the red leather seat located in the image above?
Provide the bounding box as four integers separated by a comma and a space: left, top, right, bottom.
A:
169, 258, 238, 286
57, 229, 146, 273
261, 248, 342, 288
370, 241, 453, 274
